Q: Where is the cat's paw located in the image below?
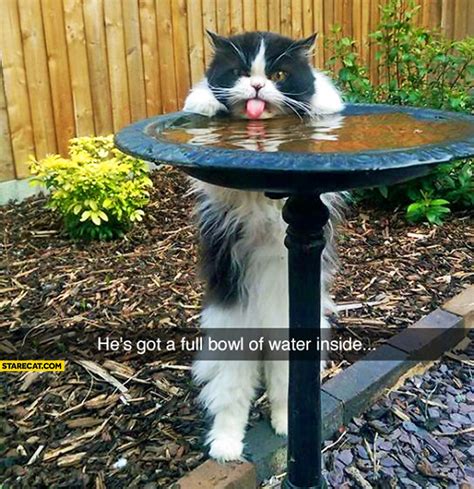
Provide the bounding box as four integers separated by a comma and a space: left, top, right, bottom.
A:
271, 407, 288, 436
320, 359, 327, 378
209, 436, 244, 462
183, 89, 226, 117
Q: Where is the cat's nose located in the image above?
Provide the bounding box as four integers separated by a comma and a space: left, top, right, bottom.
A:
250, 79, 265, 91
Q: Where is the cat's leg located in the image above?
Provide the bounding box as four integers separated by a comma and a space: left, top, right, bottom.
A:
183, 78, 227, 117
193, 304, 260, 462
264, 314, 331, 437
264, 360, 288, 436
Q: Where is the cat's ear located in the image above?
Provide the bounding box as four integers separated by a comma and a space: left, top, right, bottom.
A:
296, 33, 318, 52
206, 30, 228, 50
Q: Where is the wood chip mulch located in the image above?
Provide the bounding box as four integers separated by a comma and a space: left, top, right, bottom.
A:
0, 167, 472, 487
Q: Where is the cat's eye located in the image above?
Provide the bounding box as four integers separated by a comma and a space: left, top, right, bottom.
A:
270, 71, 288, 83
232, 68, 249, 77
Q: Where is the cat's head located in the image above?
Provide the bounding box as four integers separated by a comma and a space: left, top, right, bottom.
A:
206, 31, 318, 119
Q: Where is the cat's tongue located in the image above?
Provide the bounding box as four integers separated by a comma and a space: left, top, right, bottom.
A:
246, 99, 266, 119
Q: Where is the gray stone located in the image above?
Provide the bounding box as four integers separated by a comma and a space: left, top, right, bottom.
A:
245, 390, 343, 482
323, 345, 415, 424
386, 308, 465, 361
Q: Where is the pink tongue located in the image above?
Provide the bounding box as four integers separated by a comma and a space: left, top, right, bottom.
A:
246, 99, 266, 119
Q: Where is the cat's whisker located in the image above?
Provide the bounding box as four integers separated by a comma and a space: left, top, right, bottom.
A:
282, 96, 314, 117
282, 97, 310, 114
280, 90, 312, 97
208, 85, 234, 92
280, 99, 304, 121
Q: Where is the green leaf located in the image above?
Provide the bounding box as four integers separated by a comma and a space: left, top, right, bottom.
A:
430, 199, 450, 206
80, 210, 91, 222
339, 67, 354, 82
98, 211, 109, 221
378, 186, 389, 198
91, 212, 101, 226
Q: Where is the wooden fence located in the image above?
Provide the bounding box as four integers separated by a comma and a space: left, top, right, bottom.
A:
0, 0, 472, 181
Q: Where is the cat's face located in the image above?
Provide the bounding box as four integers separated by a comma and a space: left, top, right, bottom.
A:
206, 32, 317, 120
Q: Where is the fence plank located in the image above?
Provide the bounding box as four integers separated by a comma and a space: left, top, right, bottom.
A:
256, 0, 269, 31
122, 0, 147, 122
172, 0, 191, 107
333, 0, 342, 32
420, 0, 430, 28
83, 0, 113, 135
202, 0, 217, 66
19, 0, 58, 158
268, 0, 281, 32
156, 0, 178, 112
428, 0, 442, 29
468, 0, 474, 36
453, 0, 468, 40
323, 0, 334, 63
368, 0, 380, 84
0, 0, 35, 177
63, 0, 95, 137
342, 0, 353, 38
0, 65, 15, 181
280, 0, 292, 36
441, 0, 454, 38
313, 0, 324, 68
243, 0, 256, 31
217, 0, 232, 34
187, 0, 205, 84
104, 0, 131, 130
360, 0, 370, 66
352, 0, 362, 58
42, 0, 76, 156
302, 0, 314, 38
292, 0, 303, 38
138, 0, 162, 116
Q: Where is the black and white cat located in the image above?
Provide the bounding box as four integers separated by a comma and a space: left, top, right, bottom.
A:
183, 31, 345, 462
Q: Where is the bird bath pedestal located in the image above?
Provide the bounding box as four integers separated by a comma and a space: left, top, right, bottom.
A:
116, 104, 474, 489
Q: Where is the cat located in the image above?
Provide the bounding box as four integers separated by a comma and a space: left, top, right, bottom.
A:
183, 31, 345, 462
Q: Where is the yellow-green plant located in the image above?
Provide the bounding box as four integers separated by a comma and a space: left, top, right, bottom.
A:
30, 136, 152, 240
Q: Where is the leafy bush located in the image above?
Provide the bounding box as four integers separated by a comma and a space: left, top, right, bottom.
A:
325, 0, 473, 224
30, 136, 152, 240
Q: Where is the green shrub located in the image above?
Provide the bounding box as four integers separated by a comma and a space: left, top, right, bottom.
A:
30, 136, 152, 240
325, 0, 473, 224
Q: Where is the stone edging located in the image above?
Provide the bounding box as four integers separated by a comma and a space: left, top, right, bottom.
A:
175, 285, 473, 489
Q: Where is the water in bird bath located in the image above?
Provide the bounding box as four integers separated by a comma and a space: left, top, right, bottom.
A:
158, 112, 472, 153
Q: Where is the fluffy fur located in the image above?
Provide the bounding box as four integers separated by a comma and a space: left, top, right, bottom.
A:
183, 31, 345, 462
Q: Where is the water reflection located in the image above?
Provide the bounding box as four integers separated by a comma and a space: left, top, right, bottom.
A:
182, 115, 345, 152
159, 113, 472, 154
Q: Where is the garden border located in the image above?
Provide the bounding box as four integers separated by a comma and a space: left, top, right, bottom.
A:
174, 285, 473, 489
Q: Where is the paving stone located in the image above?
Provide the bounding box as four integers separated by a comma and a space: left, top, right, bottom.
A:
321, 390, 344, 440
387, 308, 465, 360
245, 391, 343, 482
175, 459, 256, 489
442, 285, 474, 328
323, 345, 415, 424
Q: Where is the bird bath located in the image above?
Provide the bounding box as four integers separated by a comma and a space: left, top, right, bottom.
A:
115, 104, 474, 489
